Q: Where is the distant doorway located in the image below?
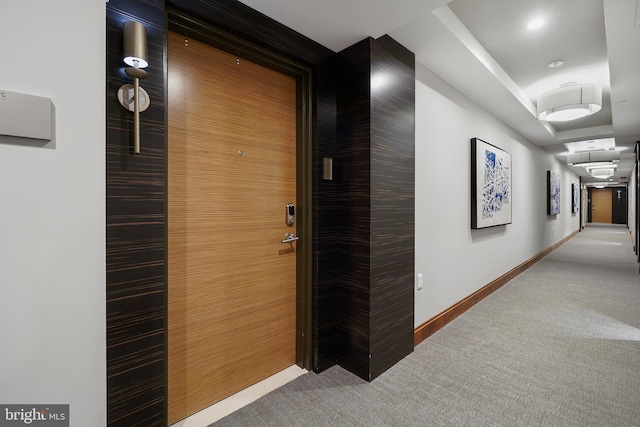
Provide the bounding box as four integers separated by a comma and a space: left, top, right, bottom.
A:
590, 188, 612, 223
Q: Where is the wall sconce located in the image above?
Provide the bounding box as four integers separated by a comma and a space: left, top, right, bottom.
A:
117, 21, 150, 154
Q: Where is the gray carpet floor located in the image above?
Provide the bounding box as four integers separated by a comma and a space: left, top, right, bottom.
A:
213, 224, 640, 426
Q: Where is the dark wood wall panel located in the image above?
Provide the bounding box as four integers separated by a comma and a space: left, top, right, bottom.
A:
313, 58, 340, 372
334, 37, 415, 381
612, 187, 627, 224
370, 36, 415, 378
334, 38, 375, 380
106, 1, 166, 426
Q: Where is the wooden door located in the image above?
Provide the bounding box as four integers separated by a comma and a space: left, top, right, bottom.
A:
167, 32, 298, 424
591, 188, 612, 223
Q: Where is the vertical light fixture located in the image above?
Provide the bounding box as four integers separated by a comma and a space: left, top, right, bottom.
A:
117, 21, 150, 154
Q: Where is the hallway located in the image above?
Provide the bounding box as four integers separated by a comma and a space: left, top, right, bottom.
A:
214, 224, 640, 426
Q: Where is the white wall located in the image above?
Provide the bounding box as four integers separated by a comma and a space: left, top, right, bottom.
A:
0, 1, 106, 426
414, 64, 580, 326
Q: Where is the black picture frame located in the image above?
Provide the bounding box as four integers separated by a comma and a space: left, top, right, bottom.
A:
571, 183, 579, 213
471, 138, 512, 229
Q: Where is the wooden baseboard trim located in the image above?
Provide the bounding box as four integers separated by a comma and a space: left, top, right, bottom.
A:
414, 230, 579, 347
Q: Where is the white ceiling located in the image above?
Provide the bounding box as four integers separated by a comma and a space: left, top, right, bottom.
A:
238, 0, 640, 185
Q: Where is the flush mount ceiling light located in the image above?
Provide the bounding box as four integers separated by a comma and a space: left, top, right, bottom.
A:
537, 83, 602, 122
590, 168, 614, 178
586, 163, 617, 171
586, 164, 617, 179
566, 149, 620, 166
564, 138, 615, 153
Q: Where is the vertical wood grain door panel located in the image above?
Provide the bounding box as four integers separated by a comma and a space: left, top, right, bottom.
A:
591, 188, 612, 223
167, 31, 297, 424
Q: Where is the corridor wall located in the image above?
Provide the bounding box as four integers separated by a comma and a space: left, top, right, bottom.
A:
0, 1, 106, 426
414, 64, 581, 327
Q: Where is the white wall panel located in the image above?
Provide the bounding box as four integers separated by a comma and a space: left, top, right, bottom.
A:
415, 63, 580, 326
0, 1, 106, 426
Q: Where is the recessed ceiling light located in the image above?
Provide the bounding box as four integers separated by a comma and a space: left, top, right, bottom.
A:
528, 18, 545, 30
548, 60, 564, 68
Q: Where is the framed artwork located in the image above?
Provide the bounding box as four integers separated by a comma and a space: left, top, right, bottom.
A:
571, 183, 579, 213
547, 170, 561, 215
471, 138, 512, 229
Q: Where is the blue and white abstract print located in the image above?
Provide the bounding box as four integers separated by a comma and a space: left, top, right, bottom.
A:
482, 149, 511, 220
472, 138, 512, 228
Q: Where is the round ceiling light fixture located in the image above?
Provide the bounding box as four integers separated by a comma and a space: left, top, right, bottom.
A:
537, 83, 602, 122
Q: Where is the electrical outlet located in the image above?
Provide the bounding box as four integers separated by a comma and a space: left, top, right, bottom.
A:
416, 273, 423, 290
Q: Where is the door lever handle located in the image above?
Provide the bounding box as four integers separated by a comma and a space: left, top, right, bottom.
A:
281, 232, 299, 243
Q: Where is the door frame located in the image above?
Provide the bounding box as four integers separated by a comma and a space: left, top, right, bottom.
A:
587, 187, 593, 223
166, 10, 314, 371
